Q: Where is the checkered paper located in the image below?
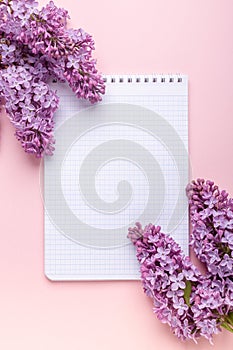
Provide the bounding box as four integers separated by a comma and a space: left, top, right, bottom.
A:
44, 75, 189, 280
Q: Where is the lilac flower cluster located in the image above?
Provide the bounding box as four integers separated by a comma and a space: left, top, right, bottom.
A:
0, 0, 105, 157
187, 179, 233, 276
128, 216, 233, 342
1, 65, 58, 155
187, 179, 233, 329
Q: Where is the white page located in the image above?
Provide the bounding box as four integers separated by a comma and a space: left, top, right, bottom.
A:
44, 74, 189, 280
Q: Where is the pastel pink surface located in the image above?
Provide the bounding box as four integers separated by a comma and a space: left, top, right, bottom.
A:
0, 0, 233, 349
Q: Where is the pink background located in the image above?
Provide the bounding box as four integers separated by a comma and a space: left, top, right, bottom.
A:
0, 0, 233, 348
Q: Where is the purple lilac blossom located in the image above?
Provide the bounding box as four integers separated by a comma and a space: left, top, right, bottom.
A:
186, 179, 233, 331
186, 179, 233, 278
1, 65, 58, 156
0, 0, 105, 157
16, 1, 105, 102
128, 223, 226, 343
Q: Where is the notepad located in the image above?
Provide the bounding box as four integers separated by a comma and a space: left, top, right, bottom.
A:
44, 74, 189, 280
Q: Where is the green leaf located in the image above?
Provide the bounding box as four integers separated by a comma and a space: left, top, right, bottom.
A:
184, 280, 192, 307
225, 315, 233, 327
221, 322, 233, 333
228, 312, 233, 322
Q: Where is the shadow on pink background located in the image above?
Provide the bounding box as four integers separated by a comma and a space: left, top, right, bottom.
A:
0, 0, 233, 349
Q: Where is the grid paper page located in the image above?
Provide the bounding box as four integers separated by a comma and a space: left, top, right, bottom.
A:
44, 74, 189, 280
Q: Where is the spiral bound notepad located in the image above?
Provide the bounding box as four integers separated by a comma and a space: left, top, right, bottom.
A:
44, 74, 189, 280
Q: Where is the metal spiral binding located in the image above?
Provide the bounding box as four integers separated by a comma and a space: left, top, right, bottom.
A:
103, 75, 183, 83
52, 75, 183, 84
